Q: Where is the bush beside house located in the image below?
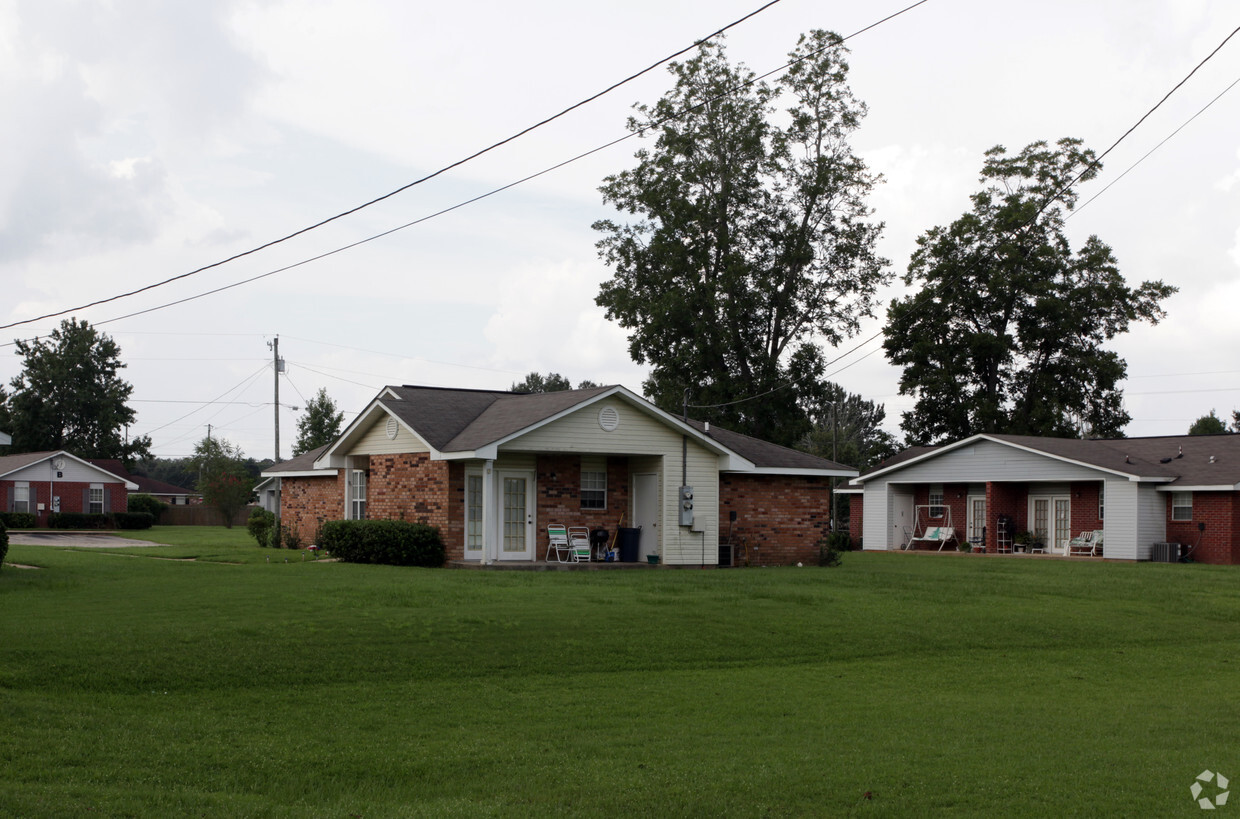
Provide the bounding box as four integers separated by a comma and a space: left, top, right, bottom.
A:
318, 520, 445, 567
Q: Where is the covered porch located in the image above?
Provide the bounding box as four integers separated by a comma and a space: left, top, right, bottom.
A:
888, 479, 1107, 556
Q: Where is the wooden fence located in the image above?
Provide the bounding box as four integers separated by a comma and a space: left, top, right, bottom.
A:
161, 504, 256, 527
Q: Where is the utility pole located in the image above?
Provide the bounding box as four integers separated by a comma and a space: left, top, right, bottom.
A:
268, 336, 283, 463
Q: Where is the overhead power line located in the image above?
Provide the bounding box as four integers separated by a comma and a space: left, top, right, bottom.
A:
0, 0, 790, 333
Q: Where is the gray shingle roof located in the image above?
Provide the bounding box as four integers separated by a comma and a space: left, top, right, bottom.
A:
263, 444, 334, 474
686, 420, 855, 473
860, 433, 1240, 487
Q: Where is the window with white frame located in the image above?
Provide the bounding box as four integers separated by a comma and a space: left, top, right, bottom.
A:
14, 482, 29, 514
1171, 492, 1192, 521
1098, 483, 1105, 520
580, 458, 606, 510
928, 484, 944, 518
89, 484, 104, 514
466, 473, 483, 551
350, 470, 367, 520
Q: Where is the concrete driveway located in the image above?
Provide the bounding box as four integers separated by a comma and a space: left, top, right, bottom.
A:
7, 532, 161, 548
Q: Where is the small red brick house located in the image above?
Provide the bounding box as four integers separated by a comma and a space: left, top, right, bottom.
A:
0, 450, 136, 524
843, 433, 1240, 564
88, 459, 199, 506
263, 384, 856, 566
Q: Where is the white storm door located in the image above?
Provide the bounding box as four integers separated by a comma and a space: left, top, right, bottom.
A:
464, 469, 484, 560
967, 496, 987, 546
498, 470, 535, 561
633, 473, 659, 559
892, 492, 914, 550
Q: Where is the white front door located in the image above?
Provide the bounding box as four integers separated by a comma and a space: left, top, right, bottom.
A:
892, 492, 914, 549
967, 495, 987, 547
633, 473, 659, 559
498, 470, 535, 561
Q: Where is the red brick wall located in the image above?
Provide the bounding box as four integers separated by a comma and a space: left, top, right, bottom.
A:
367, 453, 451, 530
985, 482, 1026, 553
535, 456, 630, 557
1, 480, 127, 525
1166, 491, 1240, 565
279, 475, 342, 545
718, 474, 831, 565
1070, 482, 1103, 542
848, 494, 863, 546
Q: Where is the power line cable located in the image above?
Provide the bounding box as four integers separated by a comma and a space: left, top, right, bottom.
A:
2, 0, 930, 340
0, 0, 791, 333
138, 364, 269, 437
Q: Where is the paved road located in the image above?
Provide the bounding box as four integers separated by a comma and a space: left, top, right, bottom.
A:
8, 532, 161, 548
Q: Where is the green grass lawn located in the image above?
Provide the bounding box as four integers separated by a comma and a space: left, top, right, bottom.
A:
2, 546, 1237, 816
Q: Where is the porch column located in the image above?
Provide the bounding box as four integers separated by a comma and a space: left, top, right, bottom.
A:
482, 459, 495, 564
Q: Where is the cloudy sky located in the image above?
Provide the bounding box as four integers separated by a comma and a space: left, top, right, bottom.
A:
2, 0, 1238, 461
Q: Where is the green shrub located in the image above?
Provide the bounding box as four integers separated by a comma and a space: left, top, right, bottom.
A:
112, 512, 155, 530
282, 526, 302, 550
247, 508, 275, 547
128, 493, 169, 522
318, 519, 445, 567
49, 512, 110, 530
0, 512, 37, 529
0, 519, 8, 569
817, 533, 845, 567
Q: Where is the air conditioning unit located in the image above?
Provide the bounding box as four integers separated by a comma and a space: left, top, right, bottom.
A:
1151, 542, 1180, 563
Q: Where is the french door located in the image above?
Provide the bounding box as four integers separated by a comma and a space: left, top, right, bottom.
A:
498, 470, 535, 561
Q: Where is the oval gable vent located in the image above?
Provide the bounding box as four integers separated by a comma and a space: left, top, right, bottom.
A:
598, 405, 620, 432
385, 417, 399, 440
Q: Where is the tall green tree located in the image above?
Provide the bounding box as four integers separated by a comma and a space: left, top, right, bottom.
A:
1188, 410, 1230, 435
194, 436, 253, 528
3, 318, 152, 462
293, 388, 344, 456
799, 383, 900, 470
885, 139, 1176, 445
594, 31, 889, 446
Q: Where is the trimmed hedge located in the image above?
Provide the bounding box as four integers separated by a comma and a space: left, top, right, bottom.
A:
49, 512, 111, 530
128, 493, 170, 522
46, 512, 154, 530
0, 512, 37, 529
113, 512, 155, 530
318, 519, 445, 567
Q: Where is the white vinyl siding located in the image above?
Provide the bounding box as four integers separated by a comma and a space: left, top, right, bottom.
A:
876, 439, 1110, 484
349, 415, 430, 456
1171, 492, 1192, 521
506, 404, 720, 565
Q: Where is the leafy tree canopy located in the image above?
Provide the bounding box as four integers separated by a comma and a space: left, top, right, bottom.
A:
594, 31, 889, 447
799, 383, 900, 471
885, 139, 1176, 445
510, 373, 600, 393
3, 318, 152, 463
193, 436, 254, 528
1188, 409, 1232, 435
293, 388, 344, 456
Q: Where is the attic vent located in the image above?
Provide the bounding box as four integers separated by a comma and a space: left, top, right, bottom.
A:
385, 417, 399, 440
598, 406, 620, 432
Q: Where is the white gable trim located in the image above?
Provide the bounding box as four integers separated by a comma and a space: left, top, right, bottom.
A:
0, 451, 139, 490
1155, 484, 1238, 492
852, 433, 1161, 485
740, 466, 856, 478
468, 386, 753, 469
315, 398, 441, 468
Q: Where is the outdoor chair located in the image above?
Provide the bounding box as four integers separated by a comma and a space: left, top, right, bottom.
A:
546, 524, 571, 562
568, 526, 592, 562
910, 526, 956, 552
1068, 531, 1096, 556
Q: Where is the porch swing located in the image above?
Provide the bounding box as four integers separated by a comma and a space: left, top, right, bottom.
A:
906, 505, 957, 551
